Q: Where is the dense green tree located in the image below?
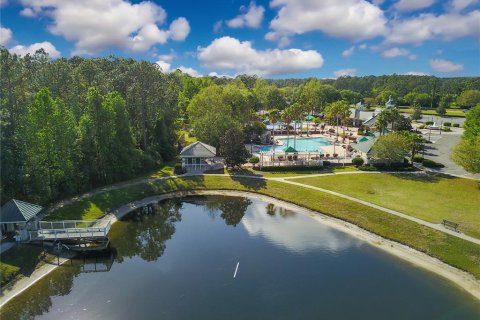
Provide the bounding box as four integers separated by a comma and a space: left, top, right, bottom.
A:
340, 89, 362, 105
452, 137, 480, 174
456, 90, 480, 108
462, 104, 480, 141
372, 133, 409, 165
219, 127, 249, 167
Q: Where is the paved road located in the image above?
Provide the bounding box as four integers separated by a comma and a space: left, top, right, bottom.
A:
421, 129, 480, 179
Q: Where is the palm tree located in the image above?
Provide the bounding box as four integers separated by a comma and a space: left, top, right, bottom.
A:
268, 108, 280, 141
282, 107, 293, 147
289, 103, 302, 149
325, 101, 349, 142
375, 110, 389, 135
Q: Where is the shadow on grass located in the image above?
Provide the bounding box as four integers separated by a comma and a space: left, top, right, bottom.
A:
229, 173, 267, 191
386, 171, 449, 183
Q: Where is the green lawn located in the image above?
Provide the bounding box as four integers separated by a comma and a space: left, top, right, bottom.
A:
46, 175, 480, 279
0, 245, 44, 287
399, 108, 466, 118
223, 166, 358, 178
293, 173, 480, 238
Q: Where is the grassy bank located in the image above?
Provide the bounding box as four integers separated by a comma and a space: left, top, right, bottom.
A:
293, 173, 480, 238
0, 245, 44, 287
399, 107, 466, 118
46, 175, 480, 279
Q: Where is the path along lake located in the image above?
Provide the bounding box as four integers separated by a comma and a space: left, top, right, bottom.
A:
2, 195, 479, 319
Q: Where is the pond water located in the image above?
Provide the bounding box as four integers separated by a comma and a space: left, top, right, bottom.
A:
258, 137, 331, 153
2, 196, 479, 319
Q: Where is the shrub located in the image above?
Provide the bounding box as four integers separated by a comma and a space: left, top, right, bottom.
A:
323, 161, 331, 166
352, 157, 364, 167
425, 121, 434, 125
452, 123, 460, 127
173, 164, 186, 175
443, 122, 451, 127
442, 127, 451, 132
418, 124, 426, 129
248, 156, 259, 164
259, 165, 325, 172
412, 155, 424, 163
422, 159, 445, 168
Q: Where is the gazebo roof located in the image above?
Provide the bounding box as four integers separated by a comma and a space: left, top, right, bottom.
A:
0, 199, 43, 223
180, 141, 217, 158
283, 146, 298, 153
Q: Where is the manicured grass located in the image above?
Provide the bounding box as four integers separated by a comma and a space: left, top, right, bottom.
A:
400, 108, 466, 118
0, 245, 43, 287
48, 175, 480, 279
294, 173, 480, 238
224, 166, 358, 178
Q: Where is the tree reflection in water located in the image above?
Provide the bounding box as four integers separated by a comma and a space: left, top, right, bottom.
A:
109, 199, 183, 263
265, 203, 297, 218
201, 196, 252, 227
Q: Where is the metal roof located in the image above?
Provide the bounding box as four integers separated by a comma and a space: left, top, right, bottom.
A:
179, 141, 217, 158
351, 137, 378, 154
0, 199, 43, 223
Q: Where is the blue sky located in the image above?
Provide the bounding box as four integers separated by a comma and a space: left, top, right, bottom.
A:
1, 0, 479, 78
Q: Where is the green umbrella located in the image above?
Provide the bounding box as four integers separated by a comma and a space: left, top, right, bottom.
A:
283, 146, 298, 153
305, 115, 315, 121
358, 136, 369, 142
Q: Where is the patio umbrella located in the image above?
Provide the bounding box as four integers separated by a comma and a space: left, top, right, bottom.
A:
358, 136, 369, 142
283, 146, 298, 153
305, 115, 315, 121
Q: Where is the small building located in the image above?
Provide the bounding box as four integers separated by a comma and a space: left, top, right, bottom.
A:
179, 141, 224, 172
351, 136, 378, 164
0, 199, 43, 241
385, 96, 396, 109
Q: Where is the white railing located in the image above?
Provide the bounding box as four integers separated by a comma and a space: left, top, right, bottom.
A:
30, 220, 111, 241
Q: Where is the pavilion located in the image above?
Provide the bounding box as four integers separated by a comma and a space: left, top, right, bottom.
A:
179, 141, 224, 172
0, 199, 43, 241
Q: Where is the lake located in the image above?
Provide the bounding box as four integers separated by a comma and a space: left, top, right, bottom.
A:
2, 195, 479, 319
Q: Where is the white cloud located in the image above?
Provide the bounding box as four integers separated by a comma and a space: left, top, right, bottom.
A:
372, 0, 385, 4
9, 41, 60, 58
156, 60, 171, 72
227, 1, 265, 29
342, 46, 355, 58
394, 0, 435, 12
447, 0, 479, 12
178, 66, 201, 77
158, 51, 176, 63
169, 17, 190, 41
430, 59, 463, 72
333, 68, 357, 78
404, 71, 429, 76
359, 44, 368, 50
387, 10, 480, 44
267, 0, 387, 46
0, 0, 7, 8
0, 27, 12, 46
208, 71, 233, 78
18, 0, 190, 55
198, 36, 324, 76
382, 47, 416, 59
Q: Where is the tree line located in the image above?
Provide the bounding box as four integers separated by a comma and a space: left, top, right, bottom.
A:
2, 48, 479, 204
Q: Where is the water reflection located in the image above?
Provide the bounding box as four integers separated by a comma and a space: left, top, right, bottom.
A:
109, 199, 182, 263
242, 201, 359, 254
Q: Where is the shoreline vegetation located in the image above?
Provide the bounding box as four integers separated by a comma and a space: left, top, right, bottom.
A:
1, 188, 479, 307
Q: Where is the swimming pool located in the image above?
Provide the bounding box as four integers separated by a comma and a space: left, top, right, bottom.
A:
258, 137, 331, 153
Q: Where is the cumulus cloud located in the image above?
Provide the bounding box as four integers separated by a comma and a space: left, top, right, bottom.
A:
178, 66, 201, 77
382, 47, 416, 59
404, 71, 429, 76
342, 46, 355, 58
0, 0, 7, 7
267, 0, 387, 46
333, 68, 357, 78
430, 59, 463, 72
394, 0, 435, 12
0, 27, 12, 46
156, 60, 171, 72
18, 0, 190, 55
447, 0, 479, 12
208, 71, 233, 78
387, 10, 480, 44
9, 41, 61, 58
227, 1, 265, 29
198, 36, 324, 76
158, 51, 176, 63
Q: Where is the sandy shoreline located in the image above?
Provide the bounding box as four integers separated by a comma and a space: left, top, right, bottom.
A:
1, 189, 479, 308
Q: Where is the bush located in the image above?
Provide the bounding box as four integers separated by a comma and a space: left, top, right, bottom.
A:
453, 123, 460, 127
425, 121, 434, 125
418, 124, 426, 129
442, 127, 451, 132
352, 157, 364, 167
248, 156, 259, 164
412, 155, 424, 163
173, 164, 186, 175
259, 165, 325, 172
422, 159, 444, 168
443, 122, 451, 127
323, 161, 331, 166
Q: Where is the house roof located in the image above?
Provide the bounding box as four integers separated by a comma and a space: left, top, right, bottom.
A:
363, 114, 377, 128
351, 136, 378, 154
0, 199, 43, 223
180, 141, 217, 158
